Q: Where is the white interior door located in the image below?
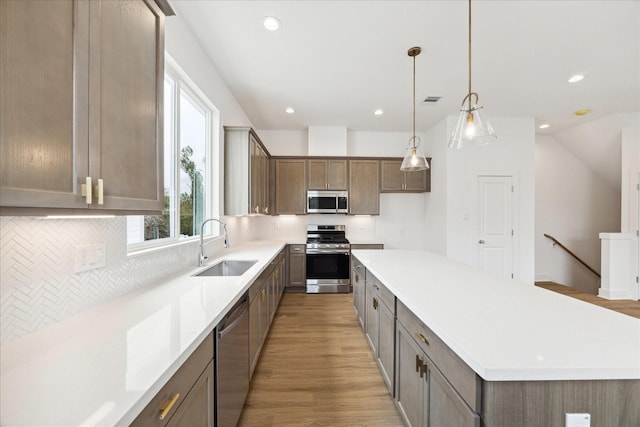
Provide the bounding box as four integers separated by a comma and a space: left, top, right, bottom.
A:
477, 176, 513, 278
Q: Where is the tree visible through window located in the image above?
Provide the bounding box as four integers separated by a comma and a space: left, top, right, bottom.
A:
127, 65, 214, 247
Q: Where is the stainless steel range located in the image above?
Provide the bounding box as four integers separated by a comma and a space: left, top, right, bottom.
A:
306, 225, 351, 293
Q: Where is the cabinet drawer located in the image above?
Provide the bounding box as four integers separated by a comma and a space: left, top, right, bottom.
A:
366, 270, 395, 311
132, 333, 214, 426
289, 244, 305, 254
397, 300, 481, 412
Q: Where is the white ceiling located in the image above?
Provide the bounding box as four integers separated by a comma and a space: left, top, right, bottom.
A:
171, 0, 639, 136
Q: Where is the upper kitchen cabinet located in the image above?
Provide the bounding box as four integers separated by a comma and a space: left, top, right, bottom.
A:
273, 159, 306, 215
225, 127, 270, 215
349, 160, 379, 215
380, 159, 431, 193
0, 0, 170, 215
307, 159, 348, 190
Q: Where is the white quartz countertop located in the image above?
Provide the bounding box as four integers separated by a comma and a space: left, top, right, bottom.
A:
0, 240, 287, 427
352, 249, 640, 382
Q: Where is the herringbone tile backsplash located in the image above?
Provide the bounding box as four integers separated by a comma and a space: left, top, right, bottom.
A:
0, 216, 199, 345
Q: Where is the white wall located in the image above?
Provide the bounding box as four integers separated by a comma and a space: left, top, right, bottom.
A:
422, 119, 449, 255
535, 134, 621, 294
444, 117, 536, 284
621, 112, 640, 233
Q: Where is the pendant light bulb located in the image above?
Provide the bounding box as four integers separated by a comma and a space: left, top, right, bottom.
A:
448, 0, 497, 149
401, 47, 429, 172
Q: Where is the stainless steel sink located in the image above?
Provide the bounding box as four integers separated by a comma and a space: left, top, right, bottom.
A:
194, 260, 257, 277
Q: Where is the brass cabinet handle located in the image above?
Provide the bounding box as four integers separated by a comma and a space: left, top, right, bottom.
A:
373, 283, 380, 290
415, 355, 424, 378
355, 274, 360, 282
261, 288, 266, 301
159, 392, 180, 420
82, 176, 92, 204
96, 178, 104, 205
415, 332, 430, 346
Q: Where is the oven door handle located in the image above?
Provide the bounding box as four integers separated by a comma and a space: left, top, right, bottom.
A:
306, 249, 351, 255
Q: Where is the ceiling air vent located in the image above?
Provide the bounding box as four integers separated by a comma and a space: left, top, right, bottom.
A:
420, 96, 442, 105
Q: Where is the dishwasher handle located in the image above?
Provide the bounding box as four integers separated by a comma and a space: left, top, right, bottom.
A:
218, 295, 248, 339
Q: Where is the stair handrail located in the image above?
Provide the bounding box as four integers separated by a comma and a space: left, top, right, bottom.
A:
543, 233, 601, 279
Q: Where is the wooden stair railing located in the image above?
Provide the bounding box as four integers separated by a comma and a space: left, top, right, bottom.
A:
543, 233, 601, 279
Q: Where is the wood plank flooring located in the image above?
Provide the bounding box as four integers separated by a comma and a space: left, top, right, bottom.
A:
238, 293, 404, 427
535, 281, 640, 319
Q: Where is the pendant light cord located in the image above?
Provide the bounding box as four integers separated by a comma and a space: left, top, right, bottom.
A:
412, 52, 416, 141
467, 0, 472, 111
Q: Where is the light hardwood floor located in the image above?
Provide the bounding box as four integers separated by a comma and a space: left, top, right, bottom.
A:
536, 281, 640, 319
238, 293, 404, 427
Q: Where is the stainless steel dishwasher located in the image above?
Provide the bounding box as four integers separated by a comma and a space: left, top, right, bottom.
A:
216, 293, 249, 427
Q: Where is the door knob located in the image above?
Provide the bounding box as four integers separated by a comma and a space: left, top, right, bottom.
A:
478, 240, 485, 244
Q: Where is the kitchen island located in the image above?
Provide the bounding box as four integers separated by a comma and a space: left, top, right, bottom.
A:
352, 249, 640, 426
0, 240, 287, 426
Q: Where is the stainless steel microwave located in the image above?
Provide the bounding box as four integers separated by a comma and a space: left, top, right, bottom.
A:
307, 191, 348, 214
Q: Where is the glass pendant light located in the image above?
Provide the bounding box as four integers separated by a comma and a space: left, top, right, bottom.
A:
448, 0, 496, 149
401, 47, 429, 171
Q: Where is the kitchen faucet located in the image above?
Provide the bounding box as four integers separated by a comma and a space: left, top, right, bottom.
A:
199, 218, 229, 266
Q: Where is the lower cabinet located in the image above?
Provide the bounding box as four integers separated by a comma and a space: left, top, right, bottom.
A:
352, 257, 366, 330
364, 271, 395, 395
249, 269, 270, 378
396, 322, 479, 427
131, 334, 214, 427
249, 248, 287, 378
287, 244, 306, 291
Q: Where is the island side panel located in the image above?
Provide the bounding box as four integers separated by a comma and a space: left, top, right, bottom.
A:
482, 379, 640, 427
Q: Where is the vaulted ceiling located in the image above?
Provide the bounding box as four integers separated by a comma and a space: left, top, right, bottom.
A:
171, 0, 639, 138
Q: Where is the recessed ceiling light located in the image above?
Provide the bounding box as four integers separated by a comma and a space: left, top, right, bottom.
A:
568, 74, 585, 83
539, 124, 550, 129
374, 109, 384, 116
285, 107, 295, 114
575, 108, 590, 116
263, 16, 281, 31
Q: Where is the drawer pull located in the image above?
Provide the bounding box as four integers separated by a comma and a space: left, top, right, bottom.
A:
415, 332, 430, 346
159, 392, 180, 420
373, 283, 380, 290
355, 274, 360, 282
415, 355, 425, 378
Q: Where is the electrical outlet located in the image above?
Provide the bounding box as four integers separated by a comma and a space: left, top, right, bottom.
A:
75, 243, 106, 273
565, 413, 590, 427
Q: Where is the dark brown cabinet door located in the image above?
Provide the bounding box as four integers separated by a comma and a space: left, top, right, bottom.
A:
349, 160, 379, 214
288, 247, 306, 289
308, 159, 347, 190
0, 0, 88, 209
275, 159, 306, 214
381, 159, 429, 192
89, 0, 164, 211
165, 361, 214, 427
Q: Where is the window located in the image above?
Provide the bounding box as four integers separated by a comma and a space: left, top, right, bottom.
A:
127, 57, 219, 250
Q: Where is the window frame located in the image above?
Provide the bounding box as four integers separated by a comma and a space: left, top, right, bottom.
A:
127, 54, 221, 254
